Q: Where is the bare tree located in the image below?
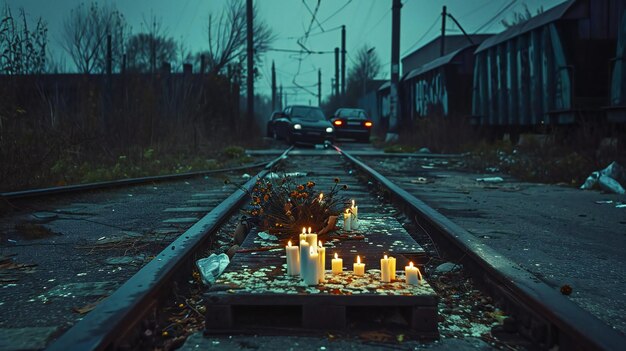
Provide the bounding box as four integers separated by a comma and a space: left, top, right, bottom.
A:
61, 2, 126, 74
0, 4, 47, 75
125, 17, 177, 73
345, 45, 381, 105
205, 0, 274, 76
501, 4, 544, 28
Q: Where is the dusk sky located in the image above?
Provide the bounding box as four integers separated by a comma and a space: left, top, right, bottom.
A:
6, 0, 566, 105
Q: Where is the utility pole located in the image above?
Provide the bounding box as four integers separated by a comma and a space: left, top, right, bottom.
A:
334, 47, 340, 98
318, 69, 322, 106
271, 61, 276, 111
341, 25, 346, 100
279, 84, 283, 110
246, 0, 254, 123
441, 5, 447, 57
386, 0, 402, 142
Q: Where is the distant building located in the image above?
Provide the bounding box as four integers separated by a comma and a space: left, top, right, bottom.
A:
401, 34, 492, 76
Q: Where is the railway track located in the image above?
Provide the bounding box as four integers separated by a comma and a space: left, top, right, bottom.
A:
1, 145, 623, 350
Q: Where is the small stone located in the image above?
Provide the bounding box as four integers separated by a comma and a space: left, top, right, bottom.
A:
435, 262, 462, 274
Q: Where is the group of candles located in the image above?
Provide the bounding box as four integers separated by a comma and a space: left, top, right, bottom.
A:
343, 200, 359, 231
285, 228, 423, 286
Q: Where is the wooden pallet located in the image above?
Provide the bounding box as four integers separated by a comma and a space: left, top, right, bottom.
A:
205, 214, 438, 336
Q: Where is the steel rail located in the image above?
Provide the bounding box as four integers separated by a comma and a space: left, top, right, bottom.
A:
2, 158, 272, 200
335, 145, 626, 351
45, 147, 292, 351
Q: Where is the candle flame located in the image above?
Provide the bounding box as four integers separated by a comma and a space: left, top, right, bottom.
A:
352, 199, 355, 207
334, 252, 338, 259
288, 240, 292, 247
302, 227, 306, 234
319, 240, 322, 247
357, 255, 361, 264
409, 261, 414, 268
384, 254, 388, 259
308, 227, 311, 234
319, 193, 323, 200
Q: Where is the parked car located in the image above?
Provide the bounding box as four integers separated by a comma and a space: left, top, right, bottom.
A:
266, 105, 335, 145
328, 108, 373, 143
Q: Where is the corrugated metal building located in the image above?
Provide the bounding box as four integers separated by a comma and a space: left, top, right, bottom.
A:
472, 0, 626, 127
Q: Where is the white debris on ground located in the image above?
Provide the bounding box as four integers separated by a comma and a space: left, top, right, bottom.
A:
581, 161, 626, 195
213, 267, 435, 297
196, 253, 230, 285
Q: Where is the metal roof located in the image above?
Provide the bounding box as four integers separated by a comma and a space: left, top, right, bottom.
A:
475, 0, 577, 54
402, 46, 470, 81
378, 81, 391, 92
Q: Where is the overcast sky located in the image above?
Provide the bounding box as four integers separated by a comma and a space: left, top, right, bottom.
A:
6, 0, 566, 105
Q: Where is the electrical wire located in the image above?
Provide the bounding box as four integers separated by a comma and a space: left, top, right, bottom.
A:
473, 0, 517, 33
401, 15, 439, 57
303, 0, 325, 32
318, 0, 353, 25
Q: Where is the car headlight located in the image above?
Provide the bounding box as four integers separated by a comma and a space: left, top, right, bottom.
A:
293, 124, 302, 130
326, 127, 334, 133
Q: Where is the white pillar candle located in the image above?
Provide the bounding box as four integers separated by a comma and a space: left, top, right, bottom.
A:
343, 209, 352, 231
305, 227, 317, 249
351, 200, 358, 217
389, 256, 396, 281
286, 240, 300, 275
331, 253, 343, 274
317, 241, 326, 282
303, 247, 319, 286
351, 213, 359, 230
299, 240, 310, 278
405, 261, 420, 285
299, 228, 307, 245
380, 255, 390, 283
353, 255, 365, 276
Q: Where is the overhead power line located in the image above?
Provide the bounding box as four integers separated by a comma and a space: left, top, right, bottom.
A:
401, 15, 439, 57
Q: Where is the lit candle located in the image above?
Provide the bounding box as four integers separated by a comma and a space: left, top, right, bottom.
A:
331, 253, 343, 274
319, 193, 324, 203
380, 255, 390, 282
303, 247, 319, 286
343, 209, 352, 231
353, 255, 365, 276
351, 199, 358, 217
305, 227, 317, 249
405, 261, 420, 285
299, 227, 307, 244
389, 256, 396, 281
317, 241, 326, 282
299, 240, 310, 278
351, 200, 359, 230
285, 240, 300, 275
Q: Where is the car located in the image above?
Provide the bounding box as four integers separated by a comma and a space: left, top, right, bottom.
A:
267, 105, 335, 145
328, 108, 373, 143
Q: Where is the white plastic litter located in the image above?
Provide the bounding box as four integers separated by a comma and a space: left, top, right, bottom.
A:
258, 232, 278, 241
266, 172, 307, 179
476, 177, 504, 183
598, 175, 626, 195
196, 253, 230, 285
581, 162, 626, 194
